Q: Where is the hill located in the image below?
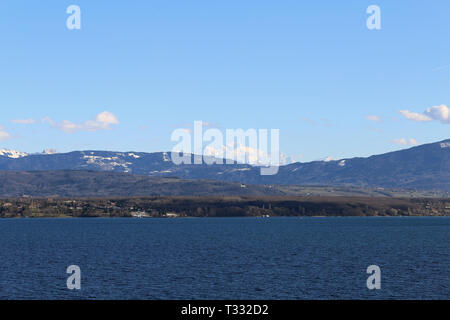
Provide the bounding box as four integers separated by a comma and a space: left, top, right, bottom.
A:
0, 139, 449, 191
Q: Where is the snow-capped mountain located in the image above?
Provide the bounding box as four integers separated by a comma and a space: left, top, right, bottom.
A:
0, 149, 28, 159
0, 139, 449, 191
0, 149, 60, 158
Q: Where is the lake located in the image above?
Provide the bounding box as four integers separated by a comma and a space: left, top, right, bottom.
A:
0, 217, 449, 300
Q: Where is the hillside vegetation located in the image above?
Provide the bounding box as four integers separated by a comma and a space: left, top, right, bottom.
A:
1, 196, 449, 218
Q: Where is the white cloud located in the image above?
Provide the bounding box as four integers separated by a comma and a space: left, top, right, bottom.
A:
59, 120, 82, 133
94, 111, 120, 126
392, 138, 419, 146
399, 104, 450, 124
12, 119, 36, 125
41, 116, 55, 126
424, 105, 450, 123
365, 115, 381, 123
0, 126, 12, 141
43, 111, 120, 133
399, 110, 432, 122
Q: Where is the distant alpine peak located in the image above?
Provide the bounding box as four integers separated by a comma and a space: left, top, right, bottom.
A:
0, 149, 29, 158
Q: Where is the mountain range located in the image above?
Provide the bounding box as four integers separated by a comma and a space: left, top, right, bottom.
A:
0, 139, 449, 193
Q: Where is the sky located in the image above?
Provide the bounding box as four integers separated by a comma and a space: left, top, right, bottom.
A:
0, 0, 449, 162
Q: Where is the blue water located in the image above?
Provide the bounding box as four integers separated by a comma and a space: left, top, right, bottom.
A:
0, 217, 449, 300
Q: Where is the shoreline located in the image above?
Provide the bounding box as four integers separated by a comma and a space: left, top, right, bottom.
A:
1, 214, 449, 219
1, 196, 449, 218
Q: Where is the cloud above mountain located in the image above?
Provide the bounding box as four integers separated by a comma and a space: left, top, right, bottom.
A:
365, 115, 381, 123
399, 104, 450, 124
12, 119, 36, 125
0, 126, 12, 141
392, 138, 419, 146
42, 111, 119, 133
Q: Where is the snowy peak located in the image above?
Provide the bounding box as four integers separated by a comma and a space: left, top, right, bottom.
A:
0, 138, 448, 191
0, 149, 28, 159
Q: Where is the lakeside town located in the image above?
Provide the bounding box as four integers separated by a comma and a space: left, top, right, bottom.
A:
1, 196, 449, 218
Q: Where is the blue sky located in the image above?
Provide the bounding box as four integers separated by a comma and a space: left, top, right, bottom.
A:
0, 0, 449, 162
